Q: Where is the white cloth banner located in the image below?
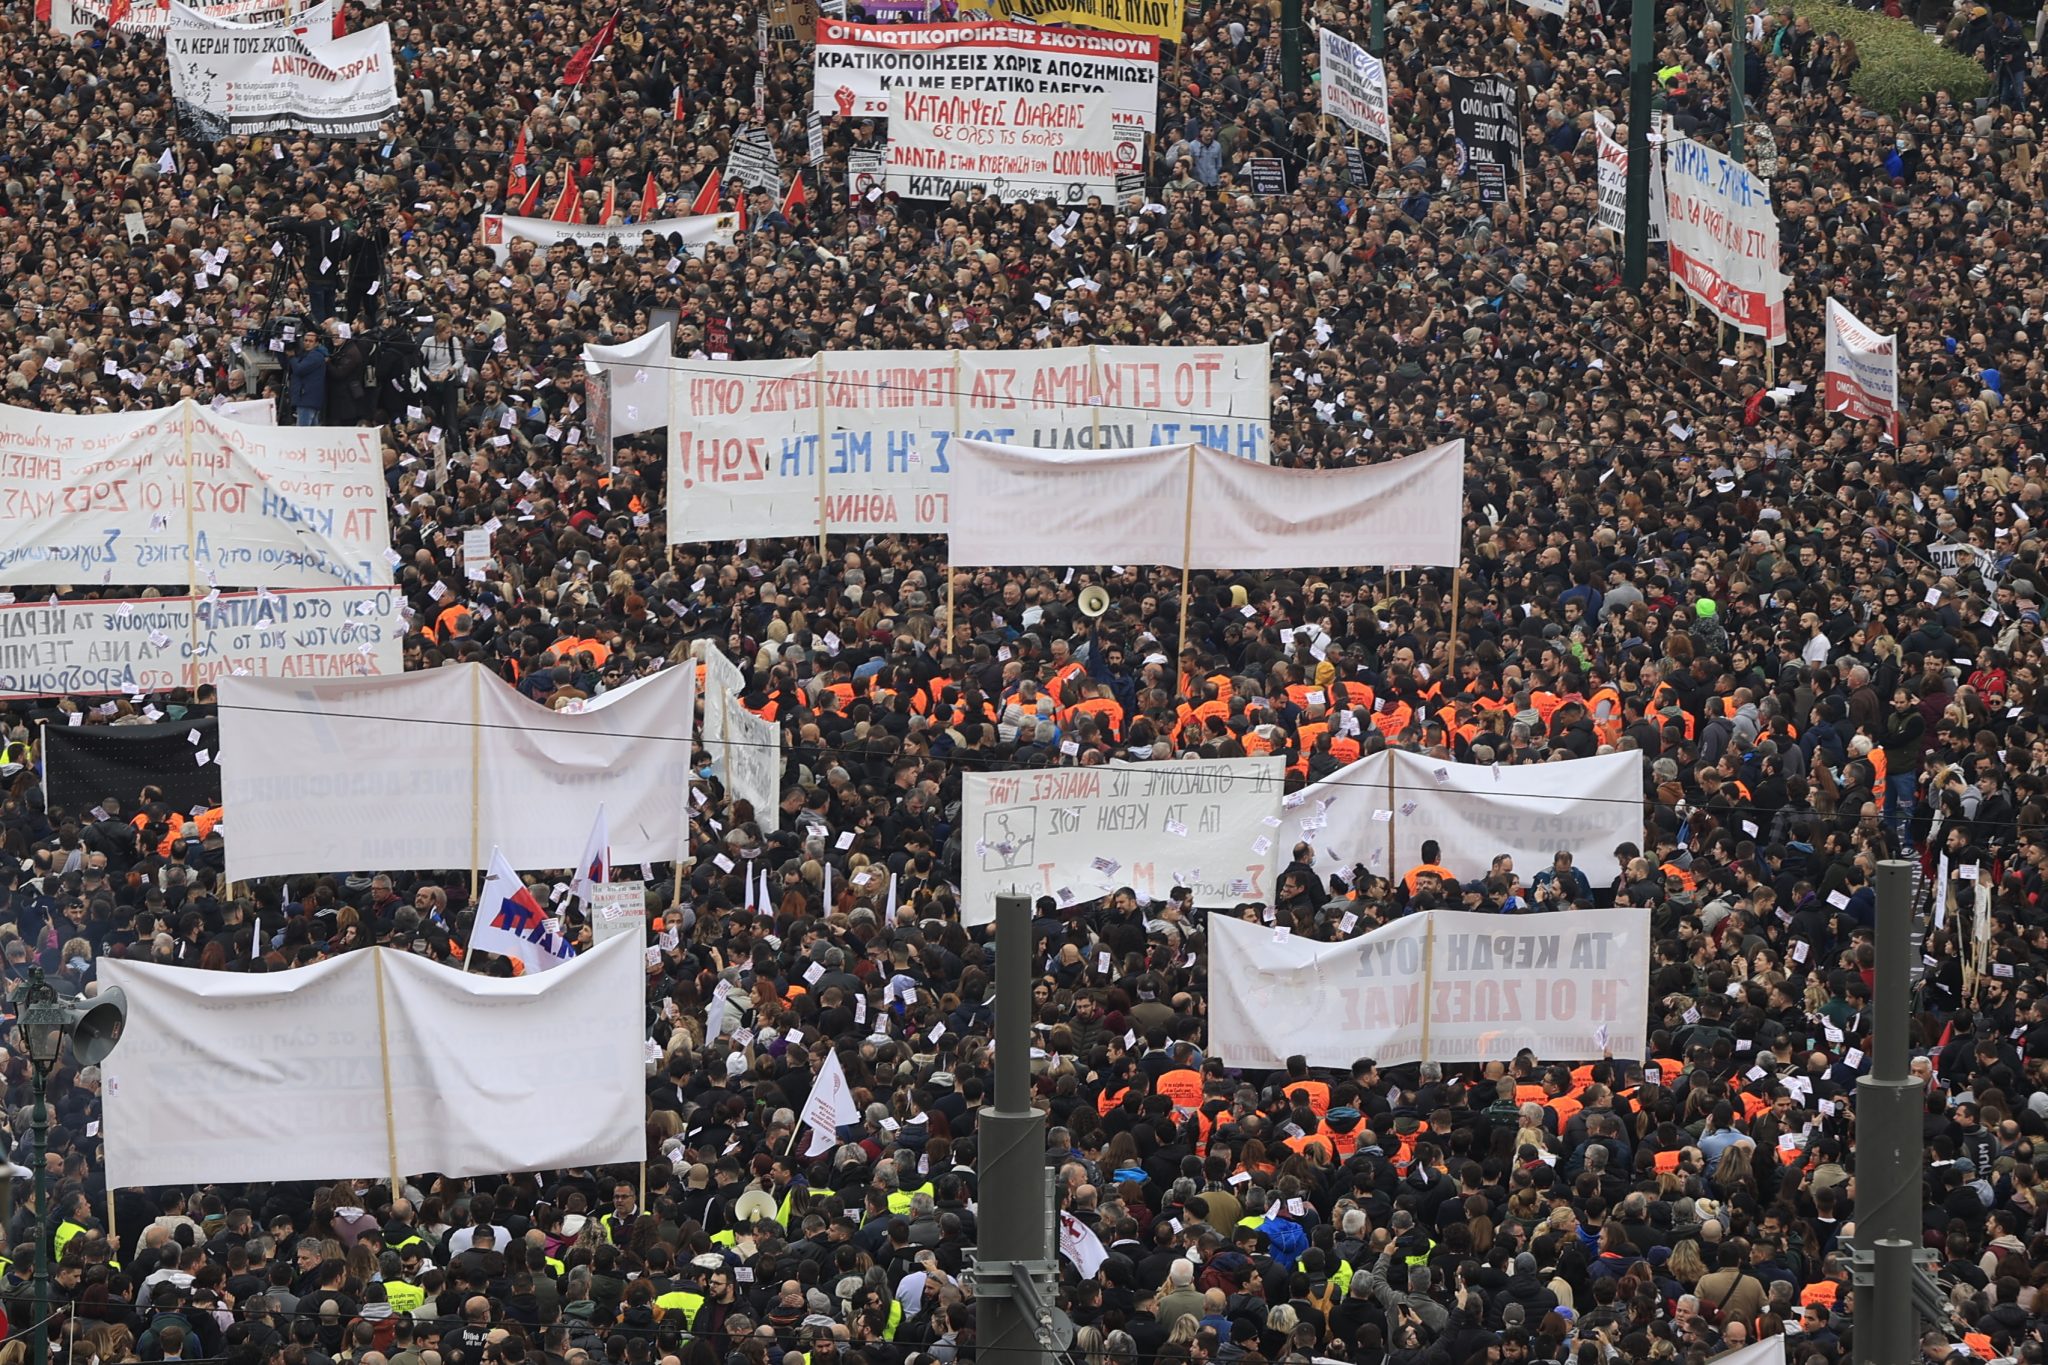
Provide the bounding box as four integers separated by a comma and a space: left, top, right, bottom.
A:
217, 397, 278, 425
1663, 138, 1787, 344
582, 322, 673, 440
1389, 750, 1644, 886
167, 21, 397, 139
1593, 117, 1665, 241
696, 639, 745, 778
815, 20, 1158, 129
950, 438, 1463, 568
1515, 0, 1566, 17
1209, 908, 1652, 1069
800, 1047, 859, 1156
0, 587, 402, 699
0, 400, 389, 589
1272, 750, 1392, 880
63, 0, 330, 35
479, 213, 736, 266
101, 938, 643, 1187
609, 343, 1268, 541
1822, 298, 1899, 429
722, 695, 782, 832
885, 87, 1142, 203
1317, 30, 1389, 147
218, 662, 695, 881
960, 756, 1281, 923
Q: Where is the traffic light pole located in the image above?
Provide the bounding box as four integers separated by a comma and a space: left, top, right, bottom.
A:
1854, 861, 1921, 1365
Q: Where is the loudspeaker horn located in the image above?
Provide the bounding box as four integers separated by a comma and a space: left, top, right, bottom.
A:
1077, 585, 1110, 618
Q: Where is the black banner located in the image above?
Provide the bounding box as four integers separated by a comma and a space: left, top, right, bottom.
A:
43, 719, 221, 820
1449, 72, 1519, 204
1244, 156, 1289, 196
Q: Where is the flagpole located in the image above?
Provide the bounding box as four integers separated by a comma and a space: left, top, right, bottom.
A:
469, 664, 482, 906
373, 948, 403, 1197
816, 353, 829, 559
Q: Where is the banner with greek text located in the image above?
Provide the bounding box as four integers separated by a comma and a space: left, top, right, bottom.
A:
1822, 298, 1899, 431
632, 342, 1268, 542
479, 212, 737, 266
1209, 908, 1651, 1069
722, 694, 782, 832
63, 0, 331, 36
1662, 138, 1787, 344
885, 88, 1140, 204
960, 757, 1282, 924
949, 438, 1463, 568
1593, 115, 1664, 241
0, 401, 389, 589
814, 21, 1158, 131
963, 0, 1182, 41
1318, 30, 1389, 148
167, 20, 397, 139
0, 587, 401, 699
218, 662, 694, 881
1448, 73, 1519, 204
102, 937, 644, 1187
1390, 750, 1644, 886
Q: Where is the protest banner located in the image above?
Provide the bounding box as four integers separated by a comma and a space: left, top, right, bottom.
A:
814, 21, 1158, 129
1515, 0, 1566, 16
1822, 298, 1900, 431
43, 719, 221, 818
167, 21, 398, 139
1390, 750, 1644, 885
580, 322, 672, 441
1449, 73, 1519, 204
963, 0, 1182, 40
1663, 137, 1788, 344
218, 397, 278, 424
479, 212, 737, 265
60, 0, 331, 34
959, 756, 1281, 923
1928, 540, 1999, 585
630, 341, 1269, 541
848, 145, 888, 203
102, 936, 644, 1187
1594, 116, 1665, 241
950, 438, 1463, 569
588, 881, 648, 945
725, 125, 783, 194
885, 88, 1141, 204
695, 639, 745, 778
218, 662, 695, 881
1209, 908, 1652, 1068
0, 400, 389, 590
1269, 750, 1392, 881
722, 695, 782, 833
768, 0, 819, 41
1318, 30, 1389, 147
0, 587, 402, 699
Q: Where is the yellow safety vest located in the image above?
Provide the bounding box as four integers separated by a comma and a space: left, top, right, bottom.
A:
386, 1280, 427, 1313
53, 1220, 89, 1261
655, 1289, 705, 1328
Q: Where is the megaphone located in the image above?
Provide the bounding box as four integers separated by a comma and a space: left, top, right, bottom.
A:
67, 987, 127, 1067
1078, 585, 1110, 618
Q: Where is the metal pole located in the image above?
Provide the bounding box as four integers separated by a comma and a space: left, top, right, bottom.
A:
1370, 0, 1385, 56
30, 1063, 48, 1365
1729, 0, 1745, 162
977, 894, 1053, 1365
1281, 0, 1303, 98
1854, 859, 1920, 1365
1623, 0, 1654, 289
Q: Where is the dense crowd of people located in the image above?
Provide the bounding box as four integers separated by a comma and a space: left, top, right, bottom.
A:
0, 0, 2044, 1359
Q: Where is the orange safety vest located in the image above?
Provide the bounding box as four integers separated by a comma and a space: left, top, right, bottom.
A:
1284, 1132, 1334, 1161
1589, 687, 1623, 745
1156, 1070, 1205, 1109
1281, 1079, 1330, 1116
911, 677, 955, 715
1047, 662, 1087, 707
1373, 701, 1412, 739
1291, 722, 1329, 775
1243, 730, 1277, 756
1800, 1281, 1839, 1309
1095, 1087, 1128, 1117
1514, 1084, 1547, 1106
1402, 862, 1455, 896
1329, 734, 1362, 764
1070, 696, 1124, 741
1653, 1150, 1681, 1174
1546, 1094, 1583, 1129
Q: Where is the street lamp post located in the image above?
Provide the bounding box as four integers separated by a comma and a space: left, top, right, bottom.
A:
11, 969, 126, 1365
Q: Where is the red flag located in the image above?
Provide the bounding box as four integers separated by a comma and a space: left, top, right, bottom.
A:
506, 126, 529, 202
560, 10, 620, 88
106, 0, 130, 26
549, 165, 581, 223
779, 174, 807, 220
689, 170, 721, 217
517, 173, 544, 218
599, 181, 617, 225
735, 188, 747, 234
672, 84, 686, 123
330, 2, 345, 36
638, 172, 659, 222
